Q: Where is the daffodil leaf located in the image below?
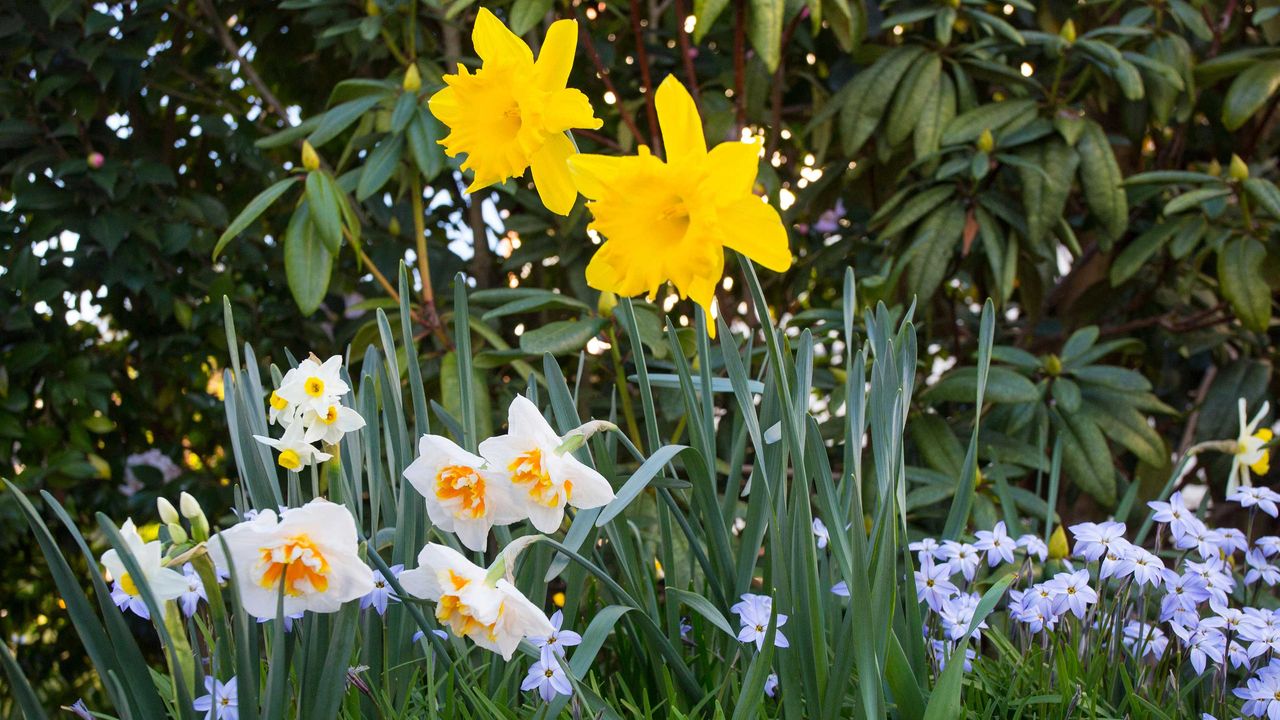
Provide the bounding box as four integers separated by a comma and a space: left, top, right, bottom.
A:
509, 0, 553, 36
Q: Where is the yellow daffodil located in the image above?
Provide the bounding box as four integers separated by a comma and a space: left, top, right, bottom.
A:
1229, 398, 1273, 493
429, 8, 601, 215
568, 76, 792, 336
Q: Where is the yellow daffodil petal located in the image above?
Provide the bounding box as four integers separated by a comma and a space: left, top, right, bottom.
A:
655, 76, 706, 161
568, 152, 647, 200
472, 8, 533, 66
530, 132, 579, 216
543, 88, 603, 133
534, 19, 578, 91
719, 196, 792, 272
702, 139, 761, 206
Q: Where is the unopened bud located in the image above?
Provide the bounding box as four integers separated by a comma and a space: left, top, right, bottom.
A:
87, 152, 105, 169
977, 128, 995, 154
1044, 354, 1062, 377
403, 64, 422, 93
388, 217, 401, 236
157, 497, 180, 525
179, 492, 202, 519
1048, 525, 1069, 560
365, 0, 380, 16
1059, 19, 1076, 44
301, 141, 321, 172
1229, 154, 1249, 181
166, 522, 189, 544
597, 290, 618, 318
1207, 159, 1222, 177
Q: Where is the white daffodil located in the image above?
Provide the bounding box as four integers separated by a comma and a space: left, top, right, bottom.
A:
1229, 399, 1273, 494
478, 395, 614, 533
278, 355, 350, 416
100, 518, 189, 607
253, 421, 332, 472
399, 542, 553, 660
404, 434, 523, 552
300, 402, 366, 445
206, 498, 374, 617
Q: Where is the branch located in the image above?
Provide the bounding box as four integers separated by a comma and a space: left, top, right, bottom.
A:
629, 0, 661, 150
576, 14, 646, 145
196, 0, 291, 123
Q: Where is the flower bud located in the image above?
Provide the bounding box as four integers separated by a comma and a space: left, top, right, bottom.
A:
1229, 154, 1249, 181
977, 128, 995, 154
597, 290, 618, 318
157, 497, 180, 525
301, 141, 321, 172
403, 64, 422, 93
87, 152, 105, 169
388, 216, 401, 236
166, 522, 189, 544
1207, 159, 1222, 177
1044, 353, 1062, 377
1059, 19, 1076, 44
1048, 525, 1070, 560
179, 491, 202, 519
365, 0, 380, 16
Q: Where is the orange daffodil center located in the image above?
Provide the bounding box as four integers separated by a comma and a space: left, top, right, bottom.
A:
435, 465, 488, 519
569, 76, 793, 337
429, 8, 602, 215
258, 534, 331, 597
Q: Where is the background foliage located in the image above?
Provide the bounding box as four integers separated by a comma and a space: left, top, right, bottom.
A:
2, 0, 1278, 711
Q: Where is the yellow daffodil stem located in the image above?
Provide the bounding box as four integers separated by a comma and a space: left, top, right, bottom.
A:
607, 325, 644, 450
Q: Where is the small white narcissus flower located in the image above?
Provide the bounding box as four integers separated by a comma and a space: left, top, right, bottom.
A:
399, 543, 554, 661
301, 402, 366, 445
254, 420, 332, 472
404, 435, 523, 551
478, 395, 614, 533
277, 355, 351, 416
1229, 398, 1273, 494
206, 498, 374, 617
100, 518, 190, 607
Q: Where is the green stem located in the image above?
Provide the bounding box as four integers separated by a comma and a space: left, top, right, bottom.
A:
607, 325, 643, 451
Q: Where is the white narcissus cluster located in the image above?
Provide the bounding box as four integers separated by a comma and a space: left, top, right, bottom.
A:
255, 354, 366, 472
404, 395, 616, 552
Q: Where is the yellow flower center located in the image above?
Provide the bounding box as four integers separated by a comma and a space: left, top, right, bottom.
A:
435, 465, 487, 518
277, 449, 302, 471
270, 391, 288, 411
319, 406, 339, 425
1251, 429, 1273, 475
304, 377, 325, 397
508, 448, 570, 507
436, 570, 498, 641
259, 534, 329, 597
118, 572, 140, 596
